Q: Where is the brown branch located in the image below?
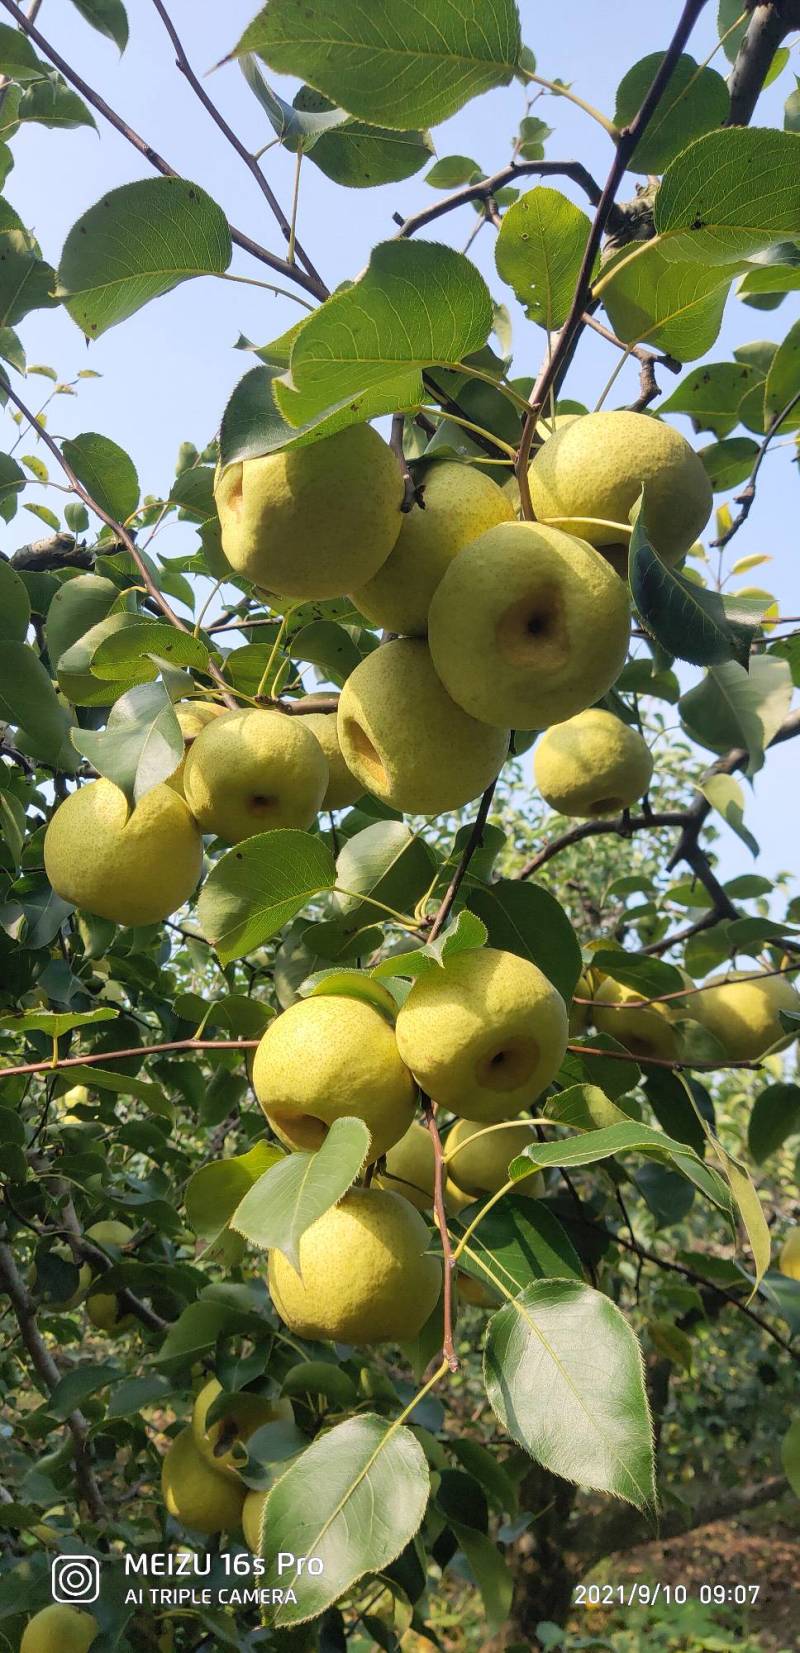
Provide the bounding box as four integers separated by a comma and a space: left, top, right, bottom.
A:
2, 380, 239, 711
428, 780, 498, 942
711, 386, 800, 550
421, 1094, 458, 1373
573, 1474, 789, 1559
727, 0, 800, 126
0, 0, 324, 303
390, 413, 424, 513
0, 1240, 107, 1520
516, 0, 712, 518
0, 1037, 259, 1081
55, 1189, 168, 1335
393, 159, 610, 239
566, 1041, 762, 1071
666, 708, 800, 873
518, 811, 687, 880
9, 533, 93, 571
148, 0, 326, 295
641, 909, 724, 957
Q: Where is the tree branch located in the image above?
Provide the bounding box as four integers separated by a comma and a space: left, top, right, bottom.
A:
428, 779, 498, 941
421, 1095, 458, 1373
8, 532, 93, 572
710, 386, 800, 550
727, 0, 800, 126
0, 1240, 107, 1520
55, 1188, 168, 1335
393, 159, 610, 239
0, 1037, 260, 1081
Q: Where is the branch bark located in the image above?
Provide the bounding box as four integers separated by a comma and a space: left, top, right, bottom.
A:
727, 0, 800, 126
572, 1474, 789, 1558
393, 159, 610, 239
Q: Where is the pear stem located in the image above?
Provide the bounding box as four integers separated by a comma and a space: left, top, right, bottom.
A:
421, 1093, 459, 1373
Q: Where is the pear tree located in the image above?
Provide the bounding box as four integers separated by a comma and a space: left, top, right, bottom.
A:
1, 3, 800, 1650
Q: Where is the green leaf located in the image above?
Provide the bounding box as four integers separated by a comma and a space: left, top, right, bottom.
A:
718, 0, 748, 62
484, 1280, 655, 1509
291, 85, 433, 187
699, 436, 760, 492
57, 177, 232, 338
495, 187, 593, 330
0, 451, 25, 522
716, 1146, 771, 1289
49, 1361, 120, 1418
544, 1084, 631, 1132
198, 829, 336, 964
660, 360, 764, 437
615, 54, 729, 174
599, 242, 735, 360
467, 880, 582, 1004
234, 0, 522, 130
0, 1006, 117, 1037
0, 639, 78, 769
45, 573, 119, 669
509, 1120, 707, 1181
747, 1083, 800, 1164
90, 621, 210, 682
275, 239, 493, 429
231, 1116, 370, 1268
629, 500, 758, 668
0, 557, 30, 640
67, 0, 129, 51
457, 1194, 583, 1298
186, 1141, 284, 1263
241, 57, 349, 150
698, 772, 759, 856
61, 431, 139, 522
786, 78, 800, 134
781, 1417, 800, 1496
335, 821, 437, 930
678, 654, 794, 775
282, 1361, 357, 1408
449, 1439, 517, 1513
763, 316, 800, 429
70, 680, 184, 806
0, 22, 47, 81
260, 1415, 430, 1625
652, 129, 800, 265
426, 155, 482, 188
589, 950, 684, 999
16, 75, 96, 131
218, 362, 403, 467
449, 1523, 513, 1628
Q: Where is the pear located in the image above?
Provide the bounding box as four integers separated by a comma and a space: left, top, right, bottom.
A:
161, 1426, 245, 1535
337, 638, 509, 814
446, 1118, 545, 1199
300, 709, 362, 809
268, 1188, 441, 1343
534, 709, 653, 817
166, 700, 226, 795
779, 1227, 800, 1281
191, 1377, 293, 1480
44, 779, 202, 926
214, 423, 404, 599
457, 1271, 497, 1309
253, 993, 416, 1161
375, 1119, 436, 1210
593, 977, 680, 1062
84, 1219, 135, 1332
34, 1243, 92, 1310
20, 1605, 98, 1653
351, 460, 514, 636
395, 947, 568, 1123
693, 969, 799, 1060
182, 708, 328, 843
427, 522, 630, 729
528, 410, 712, 568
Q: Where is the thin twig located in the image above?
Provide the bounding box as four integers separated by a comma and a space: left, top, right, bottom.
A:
711, 386, 800, 550
390, 413, 423, 513
0, 1037, 260, 1080
393, 159, 609, 239
428, 780, 498, 941
422, 1094, 458, 1372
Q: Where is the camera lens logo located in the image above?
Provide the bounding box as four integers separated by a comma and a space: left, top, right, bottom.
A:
51, 1555, 101, 1605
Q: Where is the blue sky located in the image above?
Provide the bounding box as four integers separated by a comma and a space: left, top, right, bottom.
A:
5, 0, 799, 891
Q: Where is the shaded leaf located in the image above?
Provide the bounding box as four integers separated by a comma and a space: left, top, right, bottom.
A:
698, 772, 759, 856
615, 54, 729, 174
71, 680, 184, 805
679, 654, 794, 775
629, 501, 758, 667
231, 1116, 370, 1268
467, 879, 582, 1003
0, 639, 78, 769
747, 1083, 800, 1164
67, 0, 129, 52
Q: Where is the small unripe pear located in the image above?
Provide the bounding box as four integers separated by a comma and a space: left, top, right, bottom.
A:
446, 1118, 545, 1199
214, 424, 404, 599
300, 710, 362, 810
20, 1605, 98, 1653
182, 708, 328, 843
44, 779, 202, 926
161, 1426, 245, 1535
534, 709, 653, 818
191, 1378, 293, 1480
779, 1227, 800, 1281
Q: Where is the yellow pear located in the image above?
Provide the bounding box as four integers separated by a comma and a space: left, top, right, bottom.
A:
446, 1118, 545, 1199
375, 1118, 469, 1216
395, 948, 568, 1123
242, 1487, 269, 1553
191, 1377, 293, 1480
693, 970, 799, 1060
527, 410, 712, 568
534, 709, 653, 817
161, 1426, 245, 1535
568, 971, 593, 1037
84, 1220, 135, 1333
337, 638, 509, 814
351, 461, 515, 636
253, 994, 416, 1161
166, 700, 226, 795
182, 708, 328, 843
593, 977, 680, 1062
268, 1188, 441, 1343
457, 1270, 497, 1309
214, 424, 404, 599
299, 710, 362, 810
427, 522, 631, 729
20, 1605, 98, 1653
44, 779, 202, 926
779, 1227, 800, 1281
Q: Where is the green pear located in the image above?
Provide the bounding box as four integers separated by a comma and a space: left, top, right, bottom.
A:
375, 1121, 473, 1216
692, 969, 799, 1059
534, 709, 653, 817
182, 708, 328, 843
253, 993, 416, 1161
427, 522, 631, 729
351, 460, 514, 636
20, 1605, 98, 1653
446, 1118, 545, 1198
299, 709, 362, 809
44, 779, 202, 926
528, 410, 712, 568
161, 1426, 245, 1535
84, 1219, 135, 1332
242, 1487, 268, 1553
337, 638, 509, 814
214, 423, 404, 599
395, 947, 568, 1123
166, 700, 227, 795
779, 1227, 800, 1280
191, 1377, 293, 1480
268, 1188, 441, 1344
593, 977, 680, 1061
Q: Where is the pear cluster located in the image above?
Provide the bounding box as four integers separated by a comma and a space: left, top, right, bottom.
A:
575, 963, 799, 1064
161, 1377, 291, 1539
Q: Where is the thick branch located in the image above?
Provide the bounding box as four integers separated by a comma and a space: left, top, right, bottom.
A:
0, 1240, 106, 1520
727, 0, 800, 126
573, 1474, 788, 1559
8, 533, 93, 572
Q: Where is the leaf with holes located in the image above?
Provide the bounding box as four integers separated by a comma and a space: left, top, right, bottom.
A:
495, 187, 594, 331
